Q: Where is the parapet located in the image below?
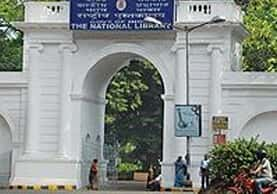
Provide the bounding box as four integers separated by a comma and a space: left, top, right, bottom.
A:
24, 1, 243, 24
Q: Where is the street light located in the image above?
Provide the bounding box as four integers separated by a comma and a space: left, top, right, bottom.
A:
144, 16, 226, 166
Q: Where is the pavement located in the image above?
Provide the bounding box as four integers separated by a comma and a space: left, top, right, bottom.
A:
0, 191, 196, 194
0, 181, 198, 194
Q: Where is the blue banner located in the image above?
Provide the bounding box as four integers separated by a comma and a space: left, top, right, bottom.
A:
70, 0, 174, 31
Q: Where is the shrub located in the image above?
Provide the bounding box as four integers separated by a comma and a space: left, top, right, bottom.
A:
209, 137, 277, 184
117, 162, 142, 173
116, 162, 142, 180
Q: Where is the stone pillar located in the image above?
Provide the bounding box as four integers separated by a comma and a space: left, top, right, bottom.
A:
96, 97, 108, 184
171, 32, 189, 159
207, 44, 224, 115
23, 43, 44, 157
174, 31, 187, 104
161, 94, 175, 188
57, 43, 78, 159
207, 44, 224, 145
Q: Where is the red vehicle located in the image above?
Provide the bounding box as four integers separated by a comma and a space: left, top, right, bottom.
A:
226, 168, 277, 194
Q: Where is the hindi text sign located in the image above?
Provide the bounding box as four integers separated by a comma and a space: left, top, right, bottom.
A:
70, 0, 174, 31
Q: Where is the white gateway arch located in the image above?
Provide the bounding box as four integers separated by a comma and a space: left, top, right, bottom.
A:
0, 0, 276, 189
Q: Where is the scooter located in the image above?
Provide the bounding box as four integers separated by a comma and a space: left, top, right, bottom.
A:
226, 168, 277, 194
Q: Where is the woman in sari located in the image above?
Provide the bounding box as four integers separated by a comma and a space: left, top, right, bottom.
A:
174, 156, 187, 187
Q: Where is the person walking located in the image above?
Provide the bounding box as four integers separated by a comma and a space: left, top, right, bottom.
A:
146, 164, 154, 189
89, 159, 98, 190
174, 156, 187, 187
200, 154, 210, 190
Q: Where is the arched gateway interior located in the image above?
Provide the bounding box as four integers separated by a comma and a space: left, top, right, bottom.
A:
80, 54, 164, 186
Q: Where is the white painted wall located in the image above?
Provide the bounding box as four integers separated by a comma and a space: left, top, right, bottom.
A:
240, 112, 277, 143
0, 72, 27, 185
38, 44, 62, 155
221, 72, 277, 142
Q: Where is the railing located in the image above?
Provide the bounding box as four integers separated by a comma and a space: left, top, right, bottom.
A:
24, 2, 69, 23
24, 1, 243, 24
175, 0, 243, 23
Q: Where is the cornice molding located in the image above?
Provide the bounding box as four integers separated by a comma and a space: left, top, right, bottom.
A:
221, 83, 277, 90
26, 43, 44, 53
222, 73, 277, 90
71, 94, 107, 105
13, 22, 69, 31
0, 82, 28, 88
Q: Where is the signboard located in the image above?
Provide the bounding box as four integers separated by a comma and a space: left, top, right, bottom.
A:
212, 116, 229, 130
70, 0, 174, 31
175, 105, 202, 137
213, 134, 226, 145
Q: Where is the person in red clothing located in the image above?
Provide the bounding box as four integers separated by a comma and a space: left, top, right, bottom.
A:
89, 159, 98, 190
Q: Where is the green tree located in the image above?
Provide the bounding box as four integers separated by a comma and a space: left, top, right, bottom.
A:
242, 0, 277, 71
0, 0, 62, 71
0, 0, 23, 71
105, 60, 164, 171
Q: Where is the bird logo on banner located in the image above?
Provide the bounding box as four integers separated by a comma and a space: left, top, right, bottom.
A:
116, 0, 127, 11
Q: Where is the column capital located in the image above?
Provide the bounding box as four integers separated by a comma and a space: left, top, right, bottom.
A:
161, 94, 175, 101
26, 43, 44, 53
58, 43, 78, 54
207, 43, 224, 54
171, 31, 188, 52
171, 42, 187, 52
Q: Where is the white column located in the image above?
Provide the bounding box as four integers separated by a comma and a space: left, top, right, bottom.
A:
207, 44, 224, 146
161, 94, 175, 188
98, 99, 106, 162
207, 44, 224, 115
173, 31, 187, 104
171, 32, 189, 157
69, 95, 82, 161
95, 96, 108, 184
57, 43, 78, 159
23, 43, 44, 157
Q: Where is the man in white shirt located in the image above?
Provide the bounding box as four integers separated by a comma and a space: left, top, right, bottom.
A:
200, 154, 210, 190
251, 150, 273, 194
148, 174, 162, 191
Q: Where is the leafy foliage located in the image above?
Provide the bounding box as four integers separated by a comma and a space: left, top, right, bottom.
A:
209, 137, 277, 184
242, 0, 277, 71
117, 161, 142, 173
0, 0, 23, 71
105, 60, 164, 171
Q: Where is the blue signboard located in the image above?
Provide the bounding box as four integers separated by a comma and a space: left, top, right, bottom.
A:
70, 0, 174, 31
175, 105, 202, 137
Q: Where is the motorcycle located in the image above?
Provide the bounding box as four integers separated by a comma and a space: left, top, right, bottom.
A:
226, 168, 277, 194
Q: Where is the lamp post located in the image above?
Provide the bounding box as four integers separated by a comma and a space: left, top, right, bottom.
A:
144, 16, 225, 166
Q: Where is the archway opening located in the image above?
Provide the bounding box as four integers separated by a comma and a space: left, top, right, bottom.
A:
81, 53, 165, 190
0, 114, 12, 185
104, 59, 164, 188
